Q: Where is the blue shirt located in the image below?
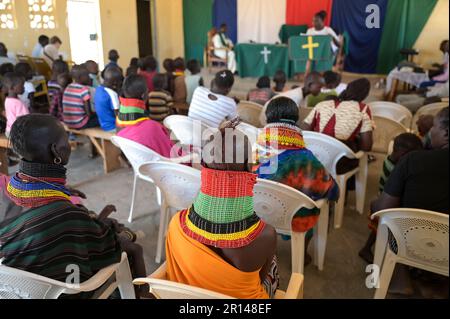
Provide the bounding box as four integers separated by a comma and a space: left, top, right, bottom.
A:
94, 85, 118, 131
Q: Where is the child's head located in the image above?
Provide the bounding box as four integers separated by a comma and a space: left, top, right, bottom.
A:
273, 70, 287, 91
2, 72, 25, 96
84, 60, 99, 75
0, 63, 14, 76
256, 76, 271, 89
323, 71, 341, 90
416, 114, 435, 137
339, 78, 370, 102
391, 133, 423, 163
304, 71, 324, 96
212, 70, 234, 95
103, 66, 124, 92
14, 62, 34, 81
313, 10, 327, 30
109, 49, 120, 63
152, 73, 167, 91
163, 58, 174, 73
129, 57, 139, 68
51, 60, 69, 79
139, 55, 157, 72
71, 65, 90, 86
122, 74, 148, 101
38, 35, 49, 47
173, 57, 185, 71
57, 73, 72, 89
186, 59, 201, 75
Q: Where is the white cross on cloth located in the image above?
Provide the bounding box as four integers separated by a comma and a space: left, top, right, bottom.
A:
260, 46, 271, 64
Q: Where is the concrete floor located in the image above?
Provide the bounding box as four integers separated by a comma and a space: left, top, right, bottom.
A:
5, 73, 447, 299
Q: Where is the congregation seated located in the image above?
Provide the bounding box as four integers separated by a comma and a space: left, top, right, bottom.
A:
148, 73, 174, 123
301, 78, 373, 174
306, 71, 346, 108
0, 114, 148, 298
188, 70, 237, 128
247, 76, 275, 106
62, 65, 99, 130
255, 97, 339, 261
116, 74, 175, 158
48, 60, 70, 121
273, 70, 288, 94
165, 124, 278, 299
95, 66, 123, 133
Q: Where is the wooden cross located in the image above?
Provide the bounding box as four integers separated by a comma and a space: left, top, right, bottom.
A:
302, 36, 319, 60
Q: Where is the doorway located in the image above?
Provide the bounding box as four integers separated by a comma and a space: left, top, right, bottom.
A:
67, 0, 103, 66
136, 0, 153, 57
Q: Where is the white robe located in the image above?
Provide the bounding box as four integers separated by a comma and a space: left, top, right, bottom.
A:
212, 33, 237, 73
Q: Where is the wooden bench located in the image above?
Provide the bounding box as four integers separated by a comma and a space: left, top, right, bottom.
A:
0, 134, 10, 175
65, 127, 122, 174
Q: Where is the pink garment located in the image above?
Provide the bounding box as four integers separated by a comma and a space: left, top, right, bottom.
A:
117, 119, 175, 158
138, 70, 157, 93
433, 67, 449, 82
5, 97, 30, 134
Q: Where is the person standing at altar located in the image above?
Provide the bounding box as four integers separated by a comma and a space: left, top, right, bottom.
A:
213, 24, 237, 74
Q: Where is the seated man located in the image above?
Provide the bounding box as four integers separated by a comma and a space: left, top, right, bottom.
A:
212, 24, 237, 74
165, 123, 278, 299
396, 81, 448, 114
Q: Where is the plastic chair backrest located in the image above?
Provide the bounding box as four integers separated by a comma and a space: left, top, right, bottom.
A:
139, 162, 201, 211
143, 278, 234, 299
163, 115, 210, 146
236, 122, 261, 147
302, 131, 357, 177
253, 179, 317, 235
411, 103, 447, 132
372, 116, 408, 154
369, 101, 413, 127
237, 101, 263, 127
375, 209, 449, 274
111, 136, 165, 174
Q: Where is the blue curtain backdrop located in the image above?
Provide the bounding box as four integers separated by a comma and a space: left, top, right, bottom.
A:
331, 0, 387, 74
212, 0, 238, 44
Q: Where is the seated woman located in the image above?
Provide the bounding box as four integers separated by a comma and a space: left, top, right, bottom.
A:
255, 97, 339, 261
0, 114, 147, 297
116, 74, 176, 158
247, 76, 275, 106
301, 78, 374, 174
165, 123, 279, 299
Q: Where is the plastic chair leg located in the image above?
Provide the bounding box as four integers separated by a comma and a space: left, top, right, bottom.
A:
355, 155, 368, 215
373, 224, 389, 270
313, 203, 329, 271
128, 174, 138, 223
155, 199, 168, 264
374, 250, 397, 299
291, 232, 306, 274
116, 256, 136, 299
334, 175, 347, 229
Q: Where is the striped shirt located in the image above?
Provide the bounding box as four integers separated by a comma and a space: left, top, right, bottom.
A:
63, 83, 91, 129
188, 87, 237, 128
148, 90, 173, 122
379, 156, 395, 193
0, 201, 121, 283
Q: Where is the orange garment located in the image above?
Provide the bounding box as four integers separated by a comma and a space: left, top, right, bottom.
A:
166, 212, 269, 299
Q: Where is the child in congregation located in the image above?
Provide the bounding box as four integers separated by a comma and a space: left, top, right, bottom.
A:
247, 76, 275, 106
321, 71, 347, 96
63, 65, 99, 129
173, 57, 187, 106
116, 74, 175, 158
359, 132, 424, 263
173, 57, 186, 77
85, 60, 100, 88
2, 72, 29, 137
95, 66, 123, 133
14, 62, 35, 112
138, 55, 158, 93
101, 49, 122, 79
148, 73, 174, 123
163, 58, 175, 95
48, 60, 70, 121
126, 57, 139, 77
185, 59, 204, 105
273, 70, 288, 93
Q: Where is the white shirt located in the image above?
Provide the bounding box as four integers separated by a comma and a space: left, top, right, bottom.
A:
306, 26, 340, 54
32, 43, 44, 58
322, 83, 348, 95
188, 87, 237, 128
43, 44, 60, 67
19, 81, 36, 110
427, 81, 449, 98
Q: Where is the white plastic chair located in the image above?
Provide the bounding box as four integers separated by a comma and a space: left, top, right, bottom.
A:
111, 136, 195, 223
303, 131, 368, 229
138, 162, 201, 263
411, 102, 447, 133
237, 101, 263, 128
254, 178, 329, 274
236, 122, 262, 147
133, 262, 304, 299
163, 115, 211, 147
372, 116, 409, 155
0, 253, 135, 299
369, 101, 413, 128
371, 209, 449, 299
